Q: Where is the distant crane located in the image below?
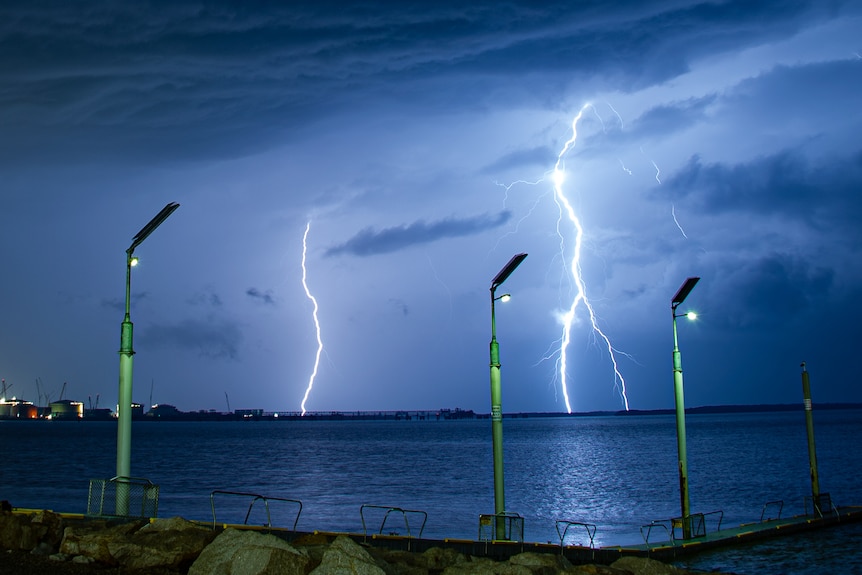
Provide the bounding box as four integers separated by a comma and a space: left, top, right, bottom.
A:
59, 381, 67, 401
87, 394, 101, 410
35, 377, 49, 418
224, 392, 231, 413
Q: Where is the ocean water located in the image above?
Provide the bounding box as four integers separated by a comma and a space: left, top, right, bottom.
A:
1, 409, 860, 574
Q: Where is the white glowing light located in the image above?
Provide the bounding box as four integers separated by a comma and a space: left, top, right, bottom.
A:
553, 169, 566, 187
554, 104, 630, 413
686, 311, 697, 320
300, 221, 323, 416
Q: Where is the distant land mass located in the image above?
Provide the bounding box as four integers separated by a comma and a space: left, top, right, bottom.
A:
3, 402, 860, 422
83, 402, 862, 421
509, 403, 862, 419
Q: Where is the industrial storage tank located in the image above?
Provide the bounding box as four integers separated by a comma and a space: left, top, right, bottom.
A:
12, 402, 38, 419
0, 399, 38, 419
49, 399, 84, 420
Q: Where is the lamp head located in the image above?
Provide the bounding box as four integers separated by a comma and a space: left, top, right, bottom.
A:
129, 256, 139, 267
672, 276, 700, 306
491, 253, 528, 291
496, 293, 511, 303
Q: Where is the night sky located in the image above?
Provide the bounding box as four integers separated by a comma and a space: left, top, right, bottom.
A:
2, 1, 861, 414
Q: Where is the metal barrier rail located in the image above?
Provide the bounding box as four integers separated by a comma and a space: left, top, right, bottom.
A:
760, 500, 784, 522
804, 493, 838, 518
478, 512, 524, 543
642, 509, 723, 544
555, 519, 597, 548
87, 476, 159, 519
702, 510, 724, 532
209, 490, 302, 530
640, 521, 672, 545
359, 505, 427, 539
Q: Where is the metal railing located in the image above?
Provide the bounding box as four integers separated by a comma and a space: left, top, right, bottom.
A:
641, 510, 723, 544
640, 520, 672, 545
760, 500, 784, 522
209, 490, 302, 530
359, 505, 427, 539
555, 519, 597, 548
87, 476, 159, 519
804, 493, 838, 518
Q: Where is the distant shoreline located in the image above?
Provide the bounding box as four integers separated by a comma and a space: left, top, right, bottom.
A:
2, 402, 861, 422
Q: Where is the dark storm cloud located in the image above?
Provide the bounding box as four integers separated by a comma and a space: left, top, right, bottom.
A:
662, 149, 862, 223
0, 0, 848, 165
187, 290, 223, 307
325, 211, 512, 257
627, 96, 716, 139
481, 146, 557, 175
138, 317, 242, 360
246, 287, 276, 306
711, 253, 833, 329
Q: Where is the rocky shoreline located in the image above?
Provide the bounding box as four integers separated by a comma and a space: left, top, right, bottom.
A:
0, 509, 737, 574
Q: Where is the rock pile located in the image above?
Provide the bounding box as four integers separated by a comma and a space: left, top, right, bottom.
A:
0, 510, 736, 574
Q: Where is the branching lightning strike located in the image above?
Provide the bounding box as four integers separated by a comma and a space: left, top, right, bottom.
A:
553, 104, 630, 413
300, 221, 323, 416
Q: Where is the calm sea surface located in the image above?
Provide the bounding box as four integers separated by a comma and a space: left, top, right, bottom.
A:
1, 409, 860, 574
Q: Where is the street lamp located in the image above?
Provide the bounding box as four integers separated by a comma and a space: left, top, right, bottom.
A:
489, 252, 527, 537
116, 202, 179, 514
800, 362, 821, 512
671, 276, 699, 539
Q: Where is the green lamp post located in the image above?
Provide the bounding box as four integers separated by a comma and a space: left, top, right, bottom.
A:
800, 362, 821, 511
671, 276, 699, 539
488, 252, 527, 538
116, 202, 179, 515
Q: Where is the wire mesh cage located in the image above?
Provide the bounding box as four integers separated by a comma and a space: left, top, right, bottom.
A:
87, 476, 159, 518
478, 512, 524, 542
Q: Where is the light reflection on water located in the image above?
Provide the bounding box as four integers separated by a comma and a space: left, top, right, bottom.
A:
1, 409, 859, 574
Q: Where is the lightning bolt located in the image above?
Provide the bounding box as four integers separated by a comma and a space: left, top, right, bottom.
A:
651, 160, 662, 184
671, 204, 688, 238
618, 159, 633, 175
553, 104, 630, 413
300, 221, 323, 416
606, 102, 625, 129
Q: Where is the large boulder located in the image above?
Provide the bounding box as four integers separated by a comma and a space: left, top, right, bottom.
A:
609, 556, 684, 575
189, 528, 310, 575
564, 565, 634, 575
309, 535, 386, 575
60, 516, 215, 570
422, 546, 467, 570
0, 510, 65, 551
59, 520, 146, 565
510, 551, 572, 574
442, 556, 532, 575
